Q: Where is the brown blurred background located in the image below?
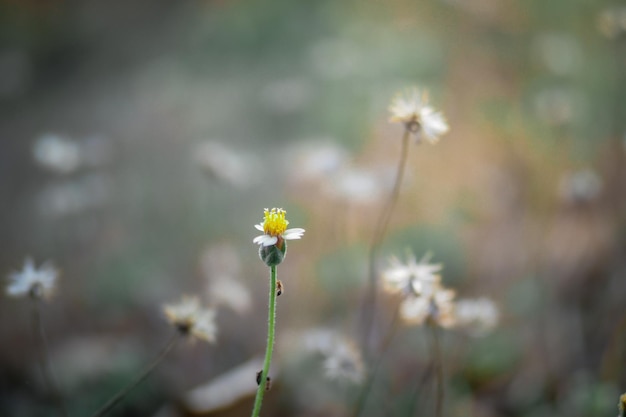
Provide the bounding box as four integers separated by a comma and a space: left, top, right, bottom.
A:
1, 0, 625, 416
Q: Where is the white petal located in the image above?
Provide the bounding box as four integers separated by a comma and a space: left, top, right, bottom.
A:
283, 228, 305, 240
253, 234, 278, 246
420, 108, 449, 142
254, 224, 264, 231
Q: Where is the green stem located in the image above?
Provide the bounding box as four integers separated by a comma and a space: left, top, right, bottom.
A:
89, 332, 180, 417
31, 295, 69, 417
361, 129, 411, 351
251, 265, 278, 417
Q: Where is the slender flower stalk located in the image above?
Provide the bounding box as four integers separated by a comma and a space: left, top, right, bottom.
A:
361, 87, 449, 354
251, 265, 278, 417
31, 296, 68, 417
361, 128, 410, 352
89, 332, 181, 417
91, 296, 216, 417
353, 307, 401, 417
430, 323, 444, 417
251, 208, 304, 417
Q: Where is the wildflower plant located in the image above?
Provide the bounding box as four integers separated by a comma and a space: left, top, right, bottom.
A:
251, 207, 304, 417
91, 296, 217, 417
388, 87, 449, 144
6, 259, 67, 417
361, 87, 449, 354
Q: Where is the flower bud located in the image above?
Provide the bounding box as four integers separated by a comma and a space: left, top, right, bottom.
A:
258, 240, 287, 267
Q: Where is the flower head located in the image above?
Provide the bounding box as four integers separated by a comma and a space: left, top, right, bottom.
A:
389, 87, 449, 143
253, 208, 305, 247
382, 251, 442, 297
6, 258, 58, 299
163, 296, 217, 343
322, 340, 365, 385
455, 297, 499, 335
399, 282, 456, 328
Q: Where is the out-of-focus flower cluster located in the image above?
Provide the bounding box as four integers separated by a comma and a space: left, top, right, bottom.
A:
382, 251, 499, 333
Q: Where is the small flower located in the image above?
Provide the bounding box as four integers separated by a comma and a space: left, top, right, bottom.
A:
6, 258, 58, 299
455, 297, 499, 335
389, 87, 449, 143
253, 208, 305, 247
399, 282, 456, 328
381, 251, 442, 297
163, 296, 217, 343
619, 392, 626, 417
322, 340, 365, 385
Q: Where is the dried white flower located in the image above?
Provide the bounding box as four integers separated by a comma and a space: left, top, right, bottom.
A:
399, 283, 456, 328
163, 297, 217, 343
389, 88, 449, 143
322, 340, 365, 385
382, 251, 442, 297
6, 258, 58, 299
455, 297, 499, 335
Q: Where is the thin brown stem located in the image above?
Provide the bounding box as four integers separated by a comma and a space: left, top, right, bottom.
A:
430, 324, 444, 417
31, 296, 69, 417
361, 129, 411, 353
89, 332, 181, 417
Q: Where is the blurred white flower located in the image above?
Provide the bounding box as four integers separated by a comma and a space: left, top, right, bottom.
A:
37, 174, 112, 218
382, 251, 442, 297
558, 169, 602, 204
322, 340, 365, 385
454, 297, 499, 335
208, 278, 251, 315
282, 327, 365, 385
260, 77, 313, 114
6, 258, 58, 299
184, 357, 265, 413
163, 296, 217, 343
389, 87, 449, 143
200, 244, 242, 282
283, 139, 349, 184
324, 167, 387, 204
532, 87, 586, 127
33, 134, 81, 174
201, 244, 251, 314
597, 6, 626, 39
532, 33, 582, 76
193, 141, 255, 188
399, 283, 456, 328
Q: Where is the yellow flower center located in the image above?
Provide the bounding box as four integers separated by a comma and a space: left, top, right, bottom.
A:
262, 208, 289, 237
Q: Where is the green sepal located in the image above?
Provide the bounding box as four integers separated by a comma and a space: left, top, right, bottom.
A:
259, 241, 287, 267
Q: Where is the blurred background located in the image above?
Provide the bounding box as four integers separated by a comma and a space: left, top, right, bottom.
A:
1, 0, 625, 416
